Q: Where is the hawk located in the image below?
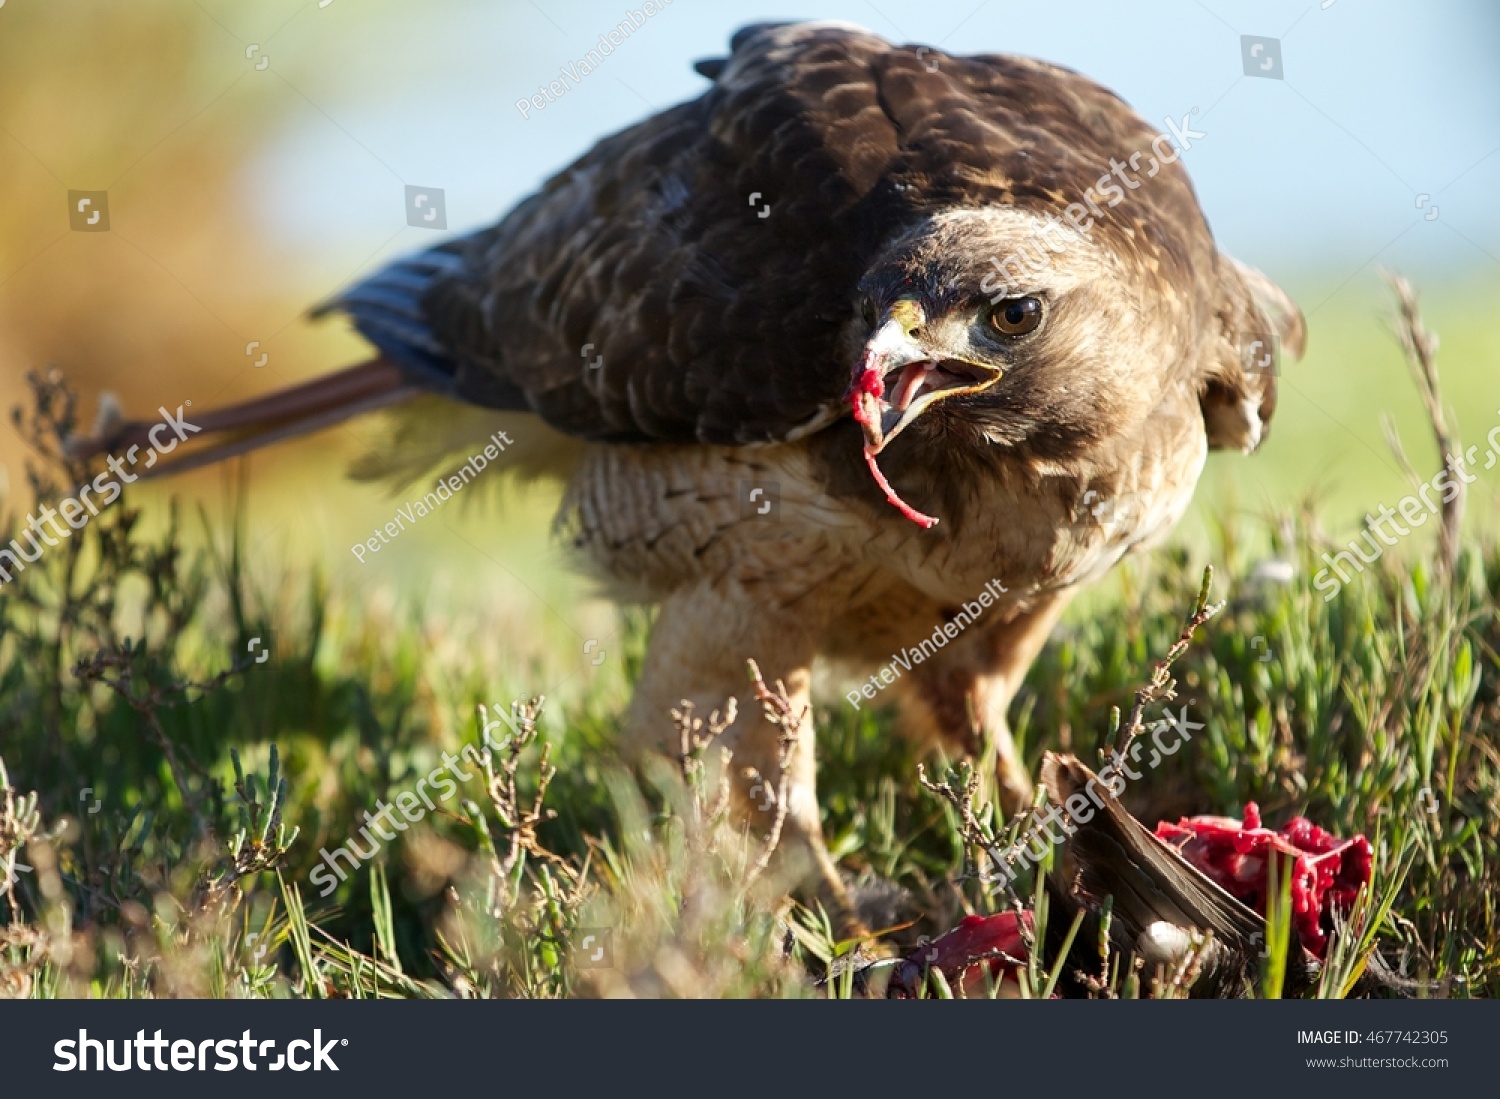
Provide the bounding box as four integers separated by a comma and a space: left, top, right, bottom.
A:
90, 22, 1304, 926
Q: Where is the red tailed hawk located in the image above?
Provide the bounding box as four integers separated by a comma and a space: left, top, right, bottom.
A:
87, 22, 1305, 928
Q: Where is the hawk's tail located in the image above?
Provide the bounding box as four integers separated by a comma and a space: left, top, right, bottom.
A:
64, 357, 416, 479
63, 237, 530, 481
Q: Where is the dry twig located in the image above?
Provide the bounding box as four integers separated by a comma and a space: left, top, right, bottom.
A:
1109, 566, 1223, 764
741, 660, 803, 889
1381, 270, 1463, 575
475, 698, 577, 902
672, 697, 737, 832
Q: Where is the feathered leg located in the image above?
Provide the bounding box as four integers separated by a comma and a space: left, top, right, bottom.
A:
897, 589, 1075, 813
622, 579, 859, 933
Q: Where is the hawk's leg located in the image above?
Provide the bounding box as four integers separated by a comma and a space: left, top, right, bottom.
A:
622, 581, 858, 931
897, 590, 1075, 814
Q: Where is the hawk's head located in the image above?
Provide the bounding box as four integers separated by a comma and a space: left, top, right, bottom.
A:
846, 206, 1303, 527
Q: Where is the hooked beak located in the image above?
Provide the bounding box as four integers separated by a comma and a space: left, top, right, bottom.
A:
849, 318, 1004, 456
847, 310, 1006, 529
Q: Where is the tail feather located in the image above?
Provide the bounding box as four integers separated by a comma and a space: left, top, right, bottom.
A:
310, 239, 472, 389
65, 357, 415, 479
61, 237, 526, 481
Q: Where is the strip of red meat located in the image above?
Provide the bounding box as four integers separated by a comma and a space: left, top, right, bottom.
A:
888, 912, 1031, 998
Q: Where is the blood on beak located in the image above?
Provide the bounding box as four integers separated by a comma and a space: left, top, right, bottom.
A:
851, 319, 1003, 454
848, 316, 1004, 528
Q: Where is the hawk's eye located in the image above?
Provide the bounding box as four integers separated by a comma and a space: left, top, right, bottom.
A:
989, 296, 1043, 337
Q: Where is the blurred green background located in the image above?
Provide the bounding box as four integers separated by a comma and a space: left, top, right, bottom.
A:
1, 0, 1497, 678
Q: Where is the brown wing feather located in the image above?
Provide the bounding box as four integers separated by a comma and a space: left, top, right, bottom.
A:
1039, 752, 1324, 996
1041, 753, 1267, 945
417, 22, 1231, 448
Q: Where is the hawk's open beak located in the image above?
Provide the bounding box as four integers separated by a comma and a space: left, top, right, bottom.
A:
849, 318, 1003, 456
847, 315, 1004, 529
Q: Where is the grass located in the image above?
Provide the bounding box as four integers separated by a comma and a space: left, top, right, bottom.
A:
1, 329, 1497, 1000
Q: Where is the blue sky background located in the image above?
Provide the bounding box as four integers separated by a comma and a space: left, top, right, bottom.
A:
242, 0, 1500, 299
